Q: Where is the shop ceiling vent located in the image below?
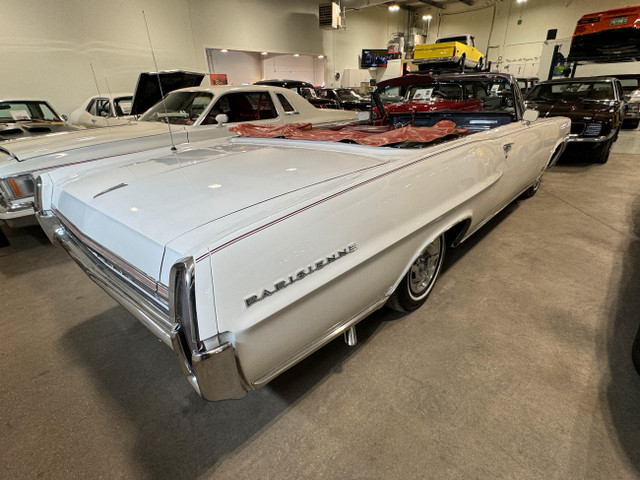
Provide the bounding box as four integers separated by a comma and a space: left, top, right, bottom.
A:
319, 2, 342, 29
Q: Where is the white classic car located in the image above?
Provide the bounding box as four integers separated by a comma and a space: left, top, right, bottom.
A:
68, 93, 134, 128
0, 85, 356, 227
36, 74, 569, 401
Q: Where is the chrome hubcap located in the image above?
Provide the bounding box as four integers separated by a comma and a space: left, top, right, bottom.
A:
409, 237, 442, 297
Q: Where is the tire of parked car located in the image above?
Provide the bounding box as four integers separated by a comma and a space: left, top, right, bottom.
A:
459, 54, 466, 73
519, 177, 541, 199
476, 57, 484, 72
622, 118, 640, 130
591, 138, 614, 164
387, 234, 445, 312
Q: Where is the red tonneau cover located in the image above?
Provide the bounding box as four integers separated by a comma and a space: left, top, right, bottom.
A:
230, 121, 469, 147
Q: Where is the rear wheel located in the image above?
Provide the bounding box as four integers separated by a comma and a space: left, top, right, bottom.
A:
476, 57, 484, 71
459, 55, 466, 73
387, 235, 445, 312
591, 138, 613, 164
623, 118, 640, 129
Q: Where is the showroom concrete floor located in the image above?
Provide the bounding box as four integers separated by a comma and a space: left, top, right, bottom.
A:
1, 131, 640, 480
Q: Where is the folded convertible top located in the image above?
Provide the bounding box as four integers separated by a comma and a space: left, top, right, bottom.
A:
230, 121, 470, 147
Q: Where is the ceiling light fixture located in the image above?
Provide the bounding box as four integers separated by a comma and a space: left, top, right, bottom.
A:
516, 0, 526, 3
388, 4, 400, 12
318, 55, 325, 59
261, 51, 268, 56
422, 14, 432, 21
293, 53, 300, 57
220, 48, 228, 53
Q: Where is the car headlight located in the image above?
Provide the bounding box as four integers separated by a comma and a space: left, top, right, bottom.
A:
0, 174, 36, 200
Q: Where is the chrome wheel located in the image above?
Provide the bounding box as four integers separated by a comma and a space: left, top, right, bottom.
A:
408, 236, 443, 301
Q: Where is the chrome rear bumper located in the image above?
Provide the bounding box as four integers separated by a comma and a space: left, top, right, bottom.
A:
37, 210, 247, 401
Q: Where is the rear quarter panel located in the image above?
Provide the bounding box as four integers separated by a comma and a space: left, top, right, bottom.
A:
199, 124, 556, 385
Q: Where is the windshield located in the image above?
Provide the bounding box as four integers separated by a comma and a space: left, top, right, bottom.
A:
405, 83, 464, 101
527, 82, 615, 102
337, 89, 363, 101
140, 91, 213, 124
0, 101, 62, 123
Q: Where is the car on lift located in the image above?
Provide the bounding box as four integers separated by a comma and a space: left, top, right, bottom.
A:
568, 5, 640, 62
0, 100, 80, 141
254, 79, 339, 109
315, 88, 370, 111
0, 85, 357, 228
524, 77, 625, 163
34, 73, 568, 401
413, 34, 484, 72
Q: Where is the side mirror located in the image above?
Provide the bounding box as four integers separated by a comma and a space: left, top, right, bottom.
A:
215, 113, 229, 126
523, 109, 539, 123
61, 114, 68, 121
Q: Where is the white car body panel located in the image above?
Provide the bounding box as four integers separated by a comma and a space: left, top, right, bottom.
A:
39, 112, 569, 397
0, 85, 356, 224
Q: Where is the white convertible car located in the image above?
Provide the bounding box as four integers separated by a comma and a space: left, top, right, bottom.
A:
36, 74, 569, 401
0, 85, 356, 227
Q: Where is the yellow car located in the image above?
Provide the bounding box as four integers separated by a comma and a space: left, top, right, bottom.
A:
414, 34, 484, 71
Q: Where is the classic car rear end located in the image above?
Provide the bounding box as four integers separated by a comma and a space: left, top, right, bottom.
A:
36, 74, 569, 401
0, 85, 356, 228
568, 5, 640, 62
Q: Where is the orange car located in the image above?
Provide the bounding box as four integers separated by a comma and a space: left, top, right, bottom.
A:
568, 5, 640, 61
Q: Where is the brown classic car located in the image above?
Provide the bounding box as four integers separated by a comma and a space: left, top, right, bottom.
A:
524, 77, 625, 163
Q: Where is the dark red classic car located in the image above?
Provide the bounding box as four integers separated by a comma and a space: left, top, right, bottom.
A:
372, 74, 519, 129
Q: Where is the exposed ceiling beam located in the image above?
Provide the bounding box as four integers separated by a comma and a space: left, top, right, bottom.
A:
416, 0, 444, 9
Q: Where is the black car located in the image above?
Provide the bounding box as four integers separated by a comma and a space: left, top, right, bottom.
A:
316, 88, 370, 111
525, 77, 625, 163
254, 79, 339, 109
0, 100, 79, 141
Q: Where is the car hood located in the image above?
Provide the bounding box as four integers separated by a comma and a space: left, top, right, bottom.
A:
51, 139, 389, 282
525, 100, 616, 120
0, 122, 79, 141
0, 121, 179, 162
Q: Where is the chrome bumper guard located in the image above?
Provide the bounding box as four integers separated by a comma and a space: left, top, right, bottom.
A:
567, 130, 616, 144
38, 210, 247, 401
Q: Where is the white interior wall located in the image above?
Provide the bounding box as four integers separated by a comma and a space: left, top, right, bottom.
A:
206, 50, 262, 85
429, 0, 640, 79
0, 0, 199, 116
3, 0, 640, 117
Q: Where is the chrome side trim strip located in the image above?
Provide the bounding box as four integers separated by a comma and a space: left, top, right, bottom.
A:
37, 212, 173, 346
251, 296, 389, 388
